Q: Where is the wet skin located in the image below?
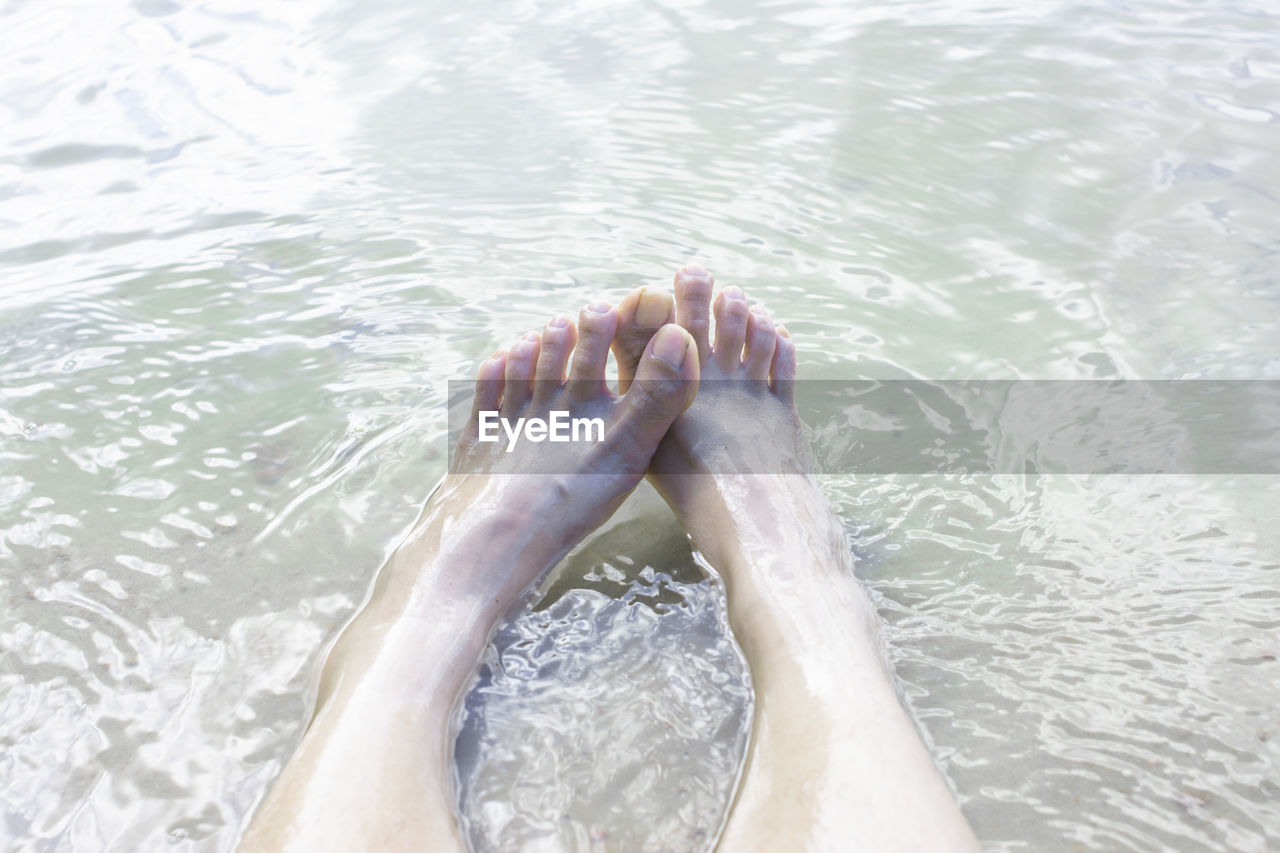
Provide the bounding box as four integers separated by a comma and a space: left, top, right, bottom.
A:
613, 268, 980, 852
239, 267, 979, 853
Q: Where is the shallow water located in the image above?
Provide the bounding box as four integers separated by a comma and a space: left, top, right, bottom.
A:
2, 0, 1279, 850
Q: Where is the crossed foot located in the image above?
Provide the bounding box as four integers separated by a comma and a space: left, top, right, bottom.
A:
450, 264, 816, 580
240, 266, 979, 853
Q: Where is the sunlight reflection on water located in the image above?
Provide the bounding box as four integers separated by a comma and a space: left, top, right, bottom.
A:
2, 0, 1279, 850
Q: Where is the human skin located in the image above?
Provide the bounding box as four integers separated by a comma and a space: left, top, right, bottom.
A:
237, 309, 701, 852
238, 267, 980, 853
612, 267, 981, 852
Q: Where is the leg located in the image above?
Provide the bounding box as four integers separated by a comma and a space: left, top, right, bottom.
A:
615, 267, 981, 852
237, 307, 700, 852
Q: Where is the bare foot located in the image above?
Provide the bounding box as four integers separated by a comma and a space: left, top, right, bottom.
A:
240, 307, 701, 853
349, 305, 703, 659
611, 266, 980, 853
612, 265, 840, 577
447, 305, 700, 560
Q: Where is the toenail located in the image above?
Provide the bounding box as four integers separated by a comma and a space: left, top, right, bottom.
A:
522, 331, 540, 343
723, 285, 745, 301
585, 301, 610, 315
650, 325, 688, 369
547, 315, 570, 329
634, 289, 670, 329
487, 350, 505, 361
681, 264, 711, 279
777, 325, 791, 339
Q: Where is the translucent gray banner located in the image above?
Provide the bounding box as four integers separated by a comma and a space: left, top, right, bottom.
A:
446, 380, 1280, 475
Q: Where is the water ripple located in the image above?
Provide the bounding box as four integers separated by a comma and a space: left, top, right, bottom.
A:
3, 0, 1280, 849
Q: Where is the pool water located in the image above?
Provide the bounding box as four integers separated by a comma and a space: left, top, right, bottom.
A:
2, 0, 1278, 850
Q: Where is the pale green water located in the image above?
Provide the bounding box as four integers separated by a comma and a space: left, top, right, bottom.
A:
2, 0, 1279, 850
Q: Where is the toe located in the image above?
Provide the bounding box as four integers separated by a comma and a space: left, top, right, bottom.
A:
501, 331, 539, 415
674, 265, 714, 363
612, 286, 674, 392
533, 315, 577, 401
743, 306, 777, 380
472, 350, 507, 418
712, 285, 749, 371
611, 324, 699, 464
770, 325, 797, 402
569, 301, 619, 399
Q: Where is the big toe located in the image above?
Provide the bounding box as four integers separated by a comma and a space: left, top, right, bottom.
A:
612, 286, 675, 392
611, 324, 699, 462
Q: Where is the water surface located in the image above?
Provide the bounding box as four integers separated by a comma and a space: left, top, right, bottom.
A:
2, 0, 1278, 850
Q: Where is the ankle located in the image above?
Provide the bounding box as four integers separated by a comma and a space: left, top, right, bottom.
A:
672, 473, 842, 568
